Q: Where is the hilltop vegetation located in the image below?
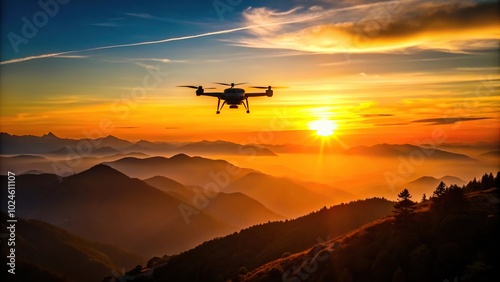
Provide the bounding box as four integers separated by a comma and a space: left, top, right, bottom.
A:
241, 173, 500, 282
123, 172, 500, 282
122, 198, 395, 281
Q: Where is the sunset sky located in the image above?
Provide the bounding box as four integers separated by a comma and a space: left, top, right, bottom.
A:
1, 0, 499, 145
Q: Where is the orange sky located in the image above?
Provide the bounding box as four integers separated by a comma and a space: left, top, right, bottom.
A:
1, 0, 499, 146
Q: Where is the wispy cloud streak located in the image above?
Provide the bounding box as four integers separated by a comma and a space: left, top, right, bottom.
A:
0, 12, 319, 65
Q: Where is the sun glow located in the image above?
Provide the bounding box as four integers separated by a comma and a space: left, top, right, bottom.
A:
308, 119, 338, 137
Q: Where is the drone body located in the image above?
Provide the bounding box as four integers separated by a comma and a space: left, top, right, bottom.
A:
179, 82, 275, 114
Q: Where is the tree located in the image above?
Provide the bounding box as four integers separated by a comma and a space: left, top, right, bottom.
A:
393, 189, 416, 226
433, 181, 447, 198
421, 193, 427, 203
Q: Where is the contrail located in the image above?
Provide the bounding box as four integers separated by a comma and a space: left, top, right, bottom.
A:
0, 14, 320, 65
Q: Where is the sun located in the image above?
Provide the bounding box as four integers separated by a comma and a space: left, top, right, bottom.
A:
308, 119, 338, 137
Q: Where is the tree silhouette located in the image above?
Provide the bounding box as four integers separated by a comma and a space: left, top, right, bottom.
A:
421, 193, 427, 203
393, 189, 416, 226
433, 181, 446, 198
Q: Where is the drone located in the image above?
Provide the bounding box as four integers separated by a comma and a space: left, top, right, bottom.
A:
178, 82, 279, 114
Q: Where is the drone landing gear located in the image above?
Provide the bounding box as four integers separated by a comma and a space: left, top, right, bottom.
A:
243, 98, 250, 114
216, 98, 226, 114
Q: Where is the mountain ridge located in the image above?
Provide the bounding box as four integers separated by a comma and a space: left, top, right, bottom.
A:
2, 164, 234, 258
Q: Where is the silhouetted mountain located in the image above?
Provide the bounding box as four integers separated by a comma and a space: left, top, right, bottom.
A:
436, 141, 500, 156
405, 175, 466, 197
0, 132, 132, 154
102, 151, 150, 159
203, 192, 284, 228
0, 213, 142, 282
148, 198, 395, 282
225, 172, 335, 218
110, 155, 351, 218
408, 175, 466, 187
479, 150, 500, 158
49, 145, 122, 156
0, 132, 75, 154
256, 143, 343, 154
124, 140, 180, 153
177, 140, 277, 156
144, 176, 284, 228
0, 155, 51, 175
345, 144, 476, 161
95, 135, 133, 148
241, 188, 500, 282
477, 151, 500, 166
143, 175, 199, 203
291, 180, 355, 203
0, 154, 48, 161
104, 154, 255, 185
1, 165, 233, 257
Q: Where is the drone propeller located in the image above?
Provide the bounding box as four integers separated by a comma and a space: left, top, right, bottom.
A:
250, 86, 287, 89
177, 85, 215, 89
213, 82, 247, 87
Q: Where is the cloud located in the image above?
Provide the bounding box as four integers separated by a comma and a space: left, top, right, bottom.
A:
54, 55, 90, 59
361, 113, 394, 118
412, 117, 491, 125
234, 0, 500, 54
1, 16, 315, 65
375, 122, 408, 126
125, 12, 156, 19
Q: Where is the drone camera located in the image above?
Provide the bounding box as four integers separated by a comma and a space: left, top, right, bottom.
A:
266, 89, 273, 97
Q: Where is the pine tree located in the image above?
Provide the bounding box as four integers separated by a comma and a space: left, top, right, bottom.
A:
393, 189, 416, 226
421, 193, 427, 203
433, 181, 446, 198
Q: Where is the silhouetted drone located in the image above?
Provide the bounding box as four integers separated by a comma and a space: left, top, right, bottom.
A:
178, 82, 279, 114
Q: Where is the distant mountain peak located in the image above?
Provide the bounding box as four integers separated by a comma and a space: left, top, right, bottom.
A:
73, 164, 128, 179
43, 132, 58, 138
170, 153, 191, 159
103, 135, 120, 140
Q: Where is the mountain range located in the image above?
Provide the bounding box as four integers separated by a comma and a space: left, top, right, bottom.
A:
143, 175, 284, 228
403, 175, 467, 199
2, 161, 349, 258
0, 213, 142, 282
105, 155, 354, 218
1, 165, 234, 258
344, 143, 477, 161
0, 132, 276, 156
